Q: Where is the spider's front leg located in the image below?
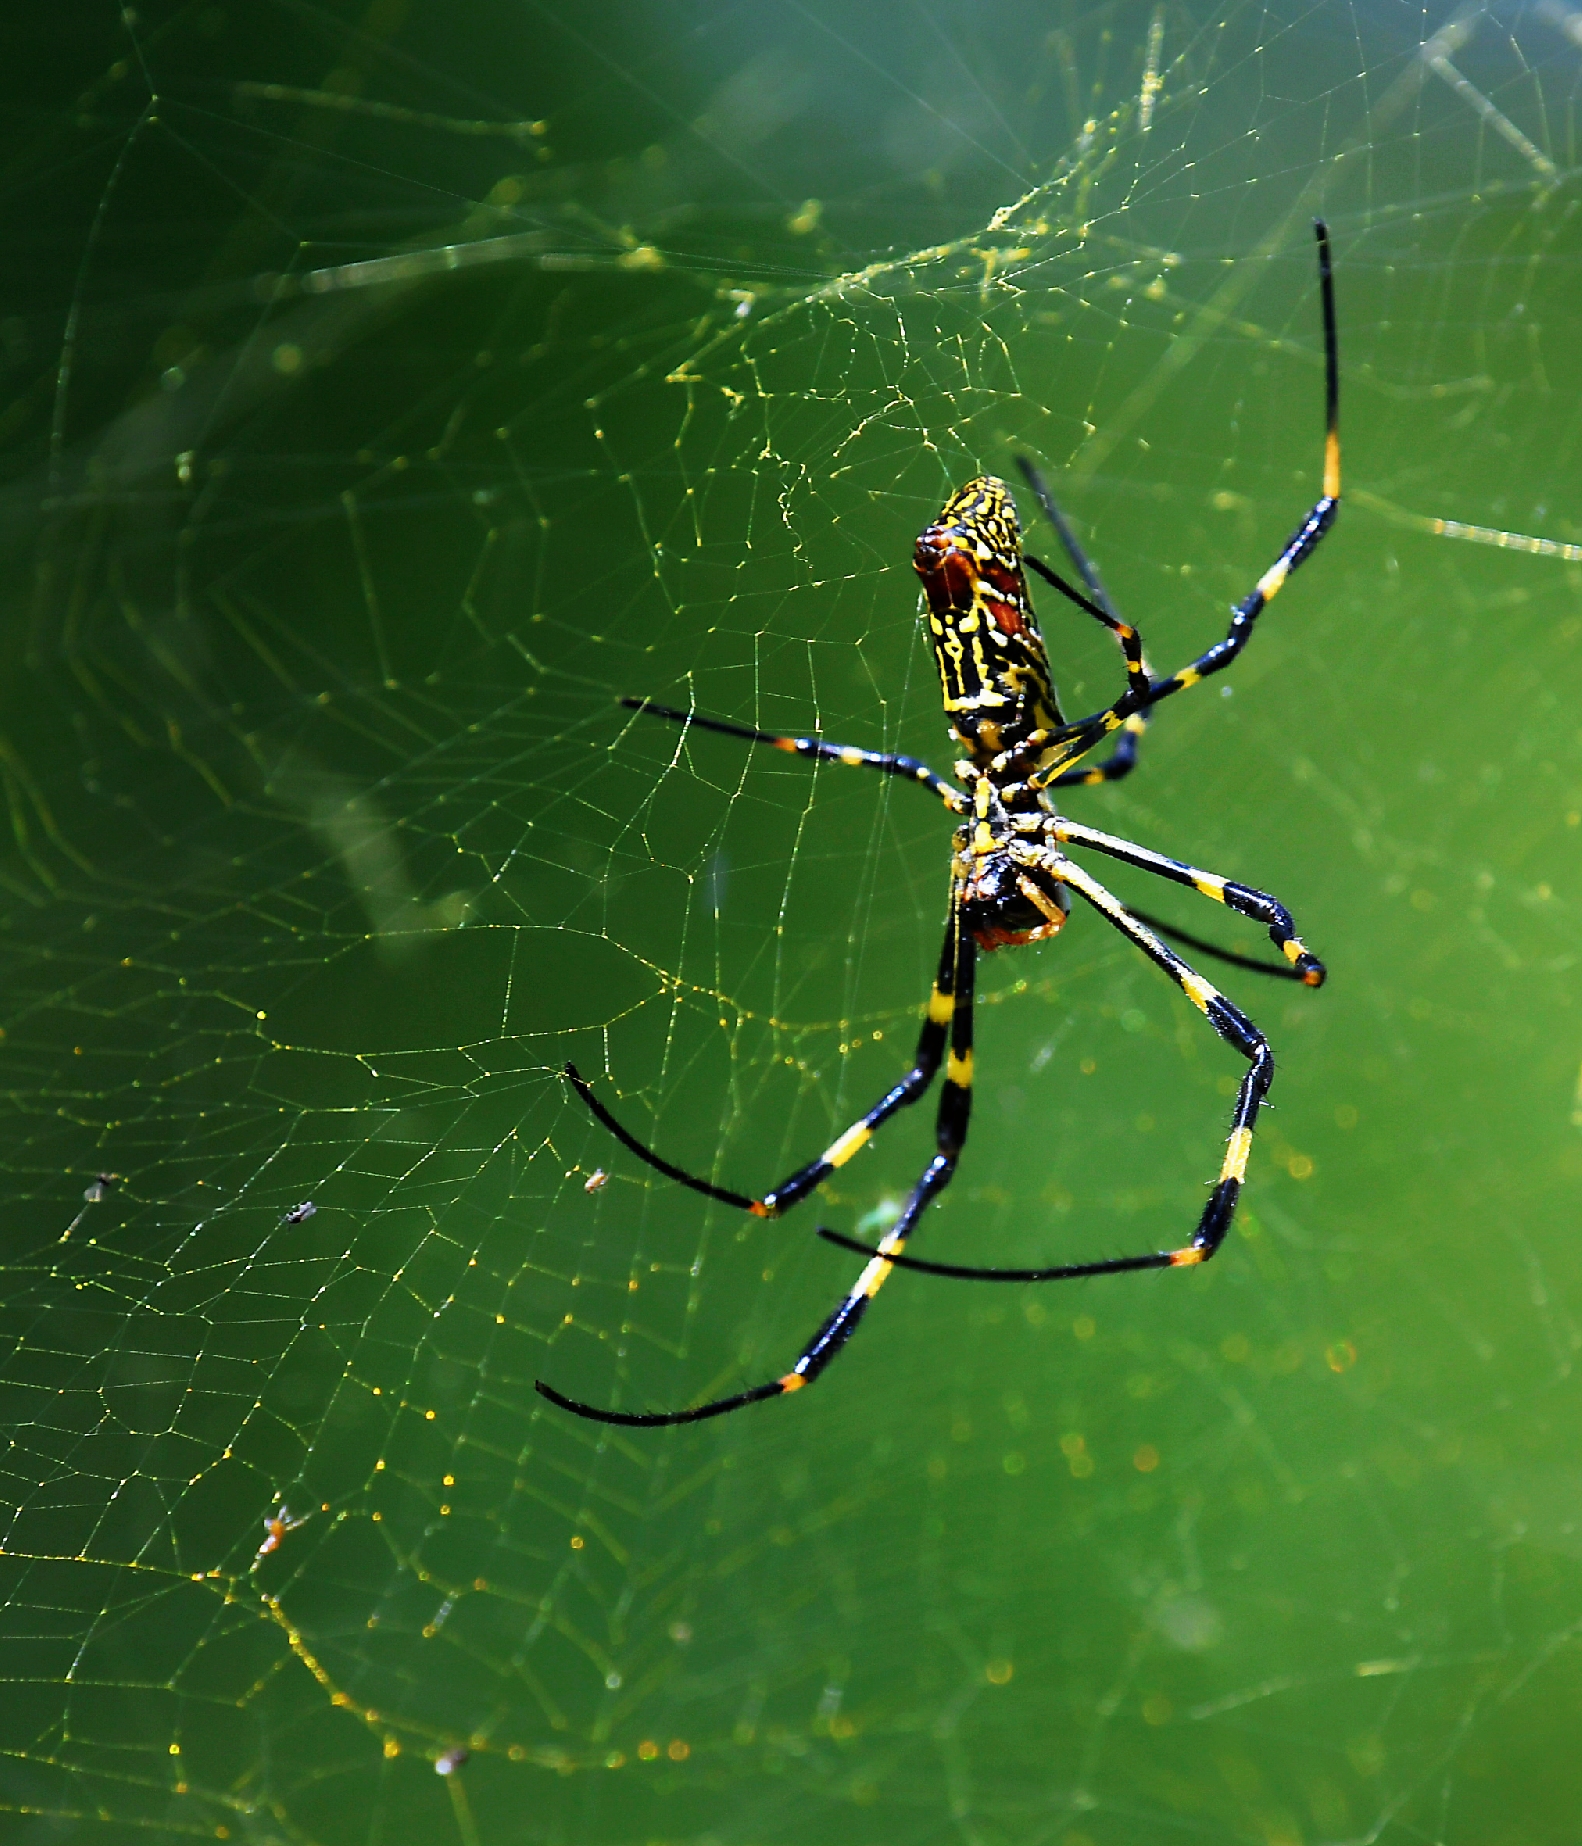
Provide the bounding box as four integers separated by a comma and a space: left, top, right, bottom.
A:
620, 699, 966, 812
1014, 457, 1152, 788
1021, 220, 1341, 786
1143, 222, 1340, 716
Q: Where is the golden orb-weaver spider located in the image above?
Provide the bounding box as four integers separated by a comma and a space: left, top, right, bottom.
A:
538, 222, 1339, 1428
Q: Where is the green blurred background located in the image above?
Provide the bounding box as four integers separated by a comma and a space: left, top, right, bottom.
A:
2, 2, 1581, 1841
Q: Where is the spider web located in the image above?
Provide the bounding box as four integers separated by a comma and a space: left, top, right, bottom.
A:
4, 2, 1582, 1841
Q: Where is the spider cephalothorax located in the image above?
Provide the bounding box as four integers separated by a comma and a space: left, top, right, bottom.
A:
540, 222, 1341, 1428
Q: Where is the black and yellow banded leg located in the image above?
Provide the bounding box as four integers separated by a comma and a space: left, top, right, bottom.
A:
1141, 499, 1338, 713
536, 911, 979, 1425
1120, 905, 1314, 984
1015, 455, 1119, 616
996, 461, 1156, 788
1101, 222, 1340, 717
537, 1152, 960, 1428
1014, 650, 1161, 782
1048, 819, 1325, 985
1042, 857, 1271, 1269
987, 710, 1149, 792
753, 892, 972, 1216
1026, 687, 1155, 785
1024, 554, 1150, 702
745, 919, 975, 1409
822, 858, 1271, 1284
620, 698, 965, 812
1047, 712, 1149, 788
1017, 454, 1148, 698
1035, 435, 1336, 774
564, 887, 967, 1219
1029, 221, 1341, 784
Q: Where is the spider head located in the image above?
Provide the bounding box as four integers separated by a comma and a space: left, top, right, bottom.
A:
914, 475, 1062, 752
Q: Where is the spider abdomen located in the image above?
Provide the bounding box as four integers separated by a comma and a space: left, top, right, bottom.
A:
915, 474, 1064, 759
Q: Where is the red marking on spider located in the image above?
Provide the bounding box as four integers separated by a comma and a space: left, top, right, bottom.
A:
913, 533, 977, 614
982, 562, 1030, 634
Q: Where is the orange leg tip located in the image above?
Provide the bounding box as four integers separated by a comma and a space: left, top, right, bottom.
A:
1169, 1247, 1206, 1268
748, 1200, 773, 1218
771, 738, 798, 753
777, 1373, 805, 1393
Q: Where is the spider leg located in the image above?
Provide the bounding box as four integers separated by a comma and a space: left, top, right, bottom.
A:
620, 698, 965, 812
1028, 221, 1340, 784
1047, 818, 1324, 984
1121, 906, 1313, 983
1043, 715, 1148, 789
1022, 555, 1150, 701
1016, 455, 1121, 615
1015, 459, 1153, 787
563, 883, 966, 1218
821, 858, 1271, 1283
1145, 220, 1340, 714
536, 896, 977, 1424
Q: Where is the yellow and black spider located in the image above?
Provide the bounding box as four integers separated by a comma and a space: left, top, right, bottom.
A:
538, 222, 1340, 1428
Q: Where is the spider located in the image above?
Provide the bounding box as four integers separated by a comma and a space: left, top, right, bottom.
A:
537, 221, 1340, 1429
252, 1502, 309, 1564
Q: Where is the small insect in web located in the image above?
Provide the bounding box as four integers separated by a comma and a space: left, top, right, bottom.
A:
281, 1199, 317, 1225
538, 223, 1342, 1428
253, 1503, 309, 1563
583, 1168, 609, 1194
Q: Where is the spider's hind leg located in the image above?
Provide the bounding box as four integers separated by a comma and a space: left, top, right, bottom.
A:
999, 856, 1274, 1267
1023, 222, 1342, 786
1045, 713, 1148, 788
537, 894, 980, 1425
820, 857, 1274, 1283
563, 880, 968, 1219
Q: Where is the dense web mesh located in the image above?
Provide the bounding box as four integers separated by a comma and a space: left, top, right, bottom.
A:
3, 3, 1582, 1842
